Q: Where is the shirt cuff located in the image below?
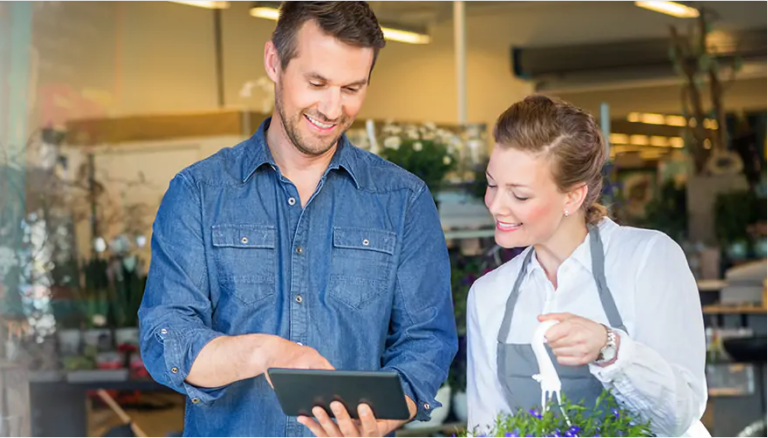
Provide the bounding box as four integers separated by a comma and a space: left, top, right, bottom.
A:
162, 326, 227, 405
382, 367, 438, 423
589, 328, 635, 383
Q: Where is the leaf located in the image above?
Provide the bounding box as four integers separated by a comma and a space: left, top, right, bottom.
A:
733, 56, 744, 73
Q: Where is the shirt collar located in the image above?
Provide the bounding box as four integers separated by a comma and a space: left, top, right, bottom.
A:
525, 222, 605, 279
241, 117, 361, 189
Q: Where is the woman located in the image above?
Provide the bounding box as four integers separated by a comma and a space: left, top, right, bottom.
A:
466, 96, 708, 437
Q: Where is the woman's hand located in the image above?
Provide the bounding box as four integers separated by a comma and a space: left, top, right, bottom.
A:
538, 313, 617, 366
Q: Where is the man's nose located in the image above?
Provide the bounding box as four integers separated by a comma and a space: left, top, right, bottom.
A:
317, 88, 342, 121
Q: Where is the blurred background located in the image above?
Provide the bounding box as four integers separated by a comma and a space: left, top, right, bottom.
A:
0, 1, 765, 436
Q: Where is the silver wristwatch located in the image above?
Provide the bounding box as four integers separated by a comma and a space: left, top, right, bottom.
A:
594, 325, 617, 365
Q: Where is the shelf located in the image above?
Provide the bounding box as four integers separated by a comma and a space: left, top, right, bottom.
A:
698, 279, 729, 292
703, 304, 767, 315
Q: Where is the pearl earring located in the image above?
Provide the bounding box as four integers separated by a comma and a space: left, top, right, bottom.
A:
564, 210, 569, 217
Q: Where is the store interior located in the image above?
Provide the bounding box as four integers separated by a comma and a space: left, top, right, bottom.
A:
0, 1, 766, 436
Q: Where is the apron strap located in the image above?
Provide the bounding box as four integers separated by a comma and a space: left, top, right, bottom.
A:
496, 248, 534, 343
588, 224, 627, 332
496, 224, 627, 344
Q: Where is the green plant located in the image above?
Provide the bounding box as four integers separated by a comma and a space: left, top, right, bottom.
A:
459, 389, 654, 437
714, 189, 762, 248
62, 344, 98, 370
75, 257, 111, 329
111, 256, 146, 328
642, 180, 688, 243
377, 122, 458, 201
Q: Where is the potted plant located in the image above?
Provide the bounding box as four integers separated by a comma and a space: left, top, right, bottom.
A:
110, 252, 146, 347
714, 190, 762, 263
78, 257, 113, 351
377, 121, 459, 206
461, 390, 654, 437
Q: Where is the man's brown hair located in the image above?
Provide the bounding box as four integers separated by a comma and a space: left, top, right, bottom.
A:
272, 2, 386, 74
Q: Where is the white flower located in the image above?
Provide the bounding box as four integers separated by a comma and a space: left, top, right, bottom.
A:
382, 122, 402, 136
92, 314, 107, 327
383, 136, 401, 150
0, 246, 18, 279
443, 156, 452, 165
93, 237, 107, 253
413, 142, 423, 152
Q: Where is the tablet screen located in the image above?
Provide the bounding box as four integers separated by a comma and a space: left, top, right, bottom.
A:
267, 368, 411, 421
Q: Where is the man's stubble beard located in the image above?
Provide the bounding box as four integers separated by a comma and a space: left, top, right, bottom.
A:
274, 84, 347, 157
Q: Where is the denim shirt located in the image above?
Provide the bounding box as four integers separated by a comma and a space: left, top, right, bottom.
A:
138, 118, 458, 436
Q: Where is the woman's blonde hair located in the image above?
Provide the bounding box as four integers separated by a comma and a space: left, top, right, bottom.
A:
493, 95, 609, 225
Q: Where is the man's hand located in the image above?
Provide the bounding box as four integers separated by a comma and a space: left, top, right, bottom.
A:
298, 397, 417, 437
264, 338, 334, 386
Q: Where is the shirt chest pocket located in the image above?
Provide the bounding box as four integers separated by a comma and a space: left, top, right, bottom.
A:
328, 227, 396, 310
212, 224, 276, 306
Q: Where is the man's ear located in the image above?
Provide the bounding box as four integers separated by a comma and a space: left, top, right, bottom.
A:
264, 40, 280, 83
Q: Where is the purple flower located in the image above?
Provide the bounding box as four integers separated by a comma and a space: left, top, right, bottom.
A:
528, 409, 542, 419
612, 408, 621, 419
505, 433, 519, 437
566, 426, 581, 437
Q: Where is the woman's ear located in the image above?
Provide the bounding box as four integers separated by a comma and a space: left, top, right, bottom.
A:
564, 183, 589, 214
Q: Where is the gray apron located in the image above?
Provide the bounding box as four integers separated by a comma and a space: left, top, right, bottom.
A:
496, 224, 627, 412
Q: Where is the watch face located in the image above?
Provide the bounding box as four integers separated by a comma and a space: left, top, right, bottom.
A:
601, 345, 617, 361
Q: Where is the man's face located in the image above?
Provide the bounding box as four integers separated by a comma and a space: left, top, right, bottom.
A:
268, 20, 373, 157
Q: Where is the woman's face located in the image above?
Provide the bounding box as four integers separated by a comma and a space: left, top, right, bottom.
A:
484, 146, 571, 249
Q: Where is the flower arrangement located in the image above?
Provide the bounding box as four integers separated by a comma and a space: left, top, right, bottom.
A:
376, 121, 460, 201
461, 390, 654, 437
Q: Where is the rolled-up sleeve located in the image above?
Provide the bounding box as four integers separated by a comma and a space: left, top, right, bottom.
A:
138, 172, 226, 404
380, 185, 458, 422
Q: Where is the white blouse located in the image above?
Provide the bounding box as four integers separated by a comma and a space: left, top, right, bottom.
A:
466, 218, 708, 437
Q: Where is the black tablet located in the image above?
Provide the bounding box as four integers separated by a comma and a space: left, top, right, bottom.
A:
267, 368, 411, 420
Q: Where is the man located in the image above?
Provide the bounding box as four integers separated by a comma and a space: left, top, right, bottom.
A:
138, 2, 457, 436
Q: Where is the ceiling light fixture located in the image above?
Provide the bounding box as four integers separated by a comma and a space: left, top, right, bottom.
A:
168, 1, 230, 9
634, 1, 700, 18
249, 2, 431, 44
249, 4, 280, 20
